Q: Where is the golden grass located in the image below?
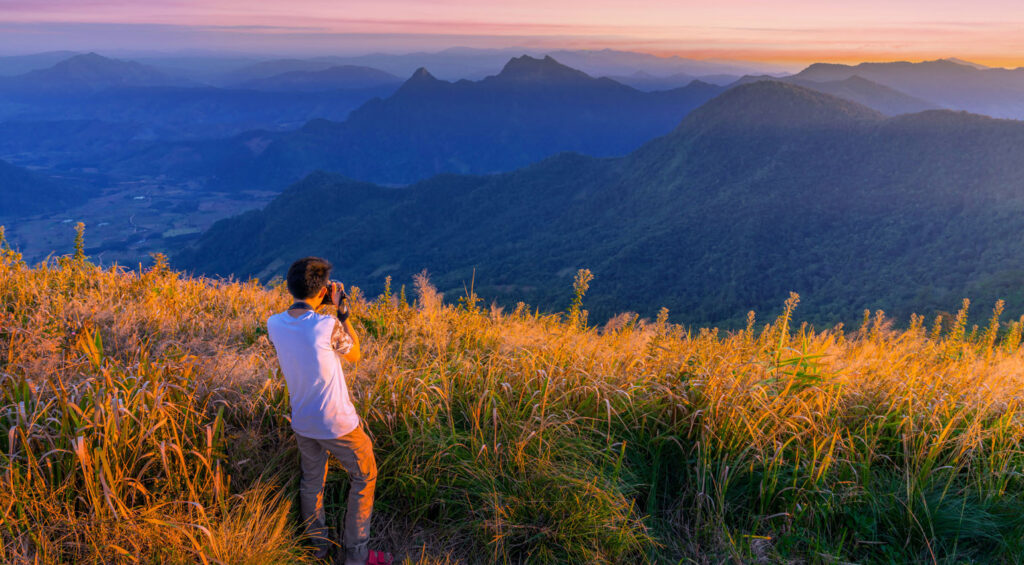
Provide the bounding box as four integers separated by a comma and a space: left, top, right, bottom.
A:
2, 244, 1024, 563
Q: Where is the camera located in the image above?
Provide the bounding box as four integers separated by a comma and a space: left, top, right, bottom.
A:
322, 280, 348, 306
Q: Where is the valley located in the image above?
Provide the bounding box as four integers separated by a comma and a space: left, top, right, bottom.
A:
1, 176, 274, 266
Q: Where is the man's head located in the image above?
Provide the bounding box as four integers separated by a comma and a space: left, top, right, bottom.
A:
287, 256, 332, 300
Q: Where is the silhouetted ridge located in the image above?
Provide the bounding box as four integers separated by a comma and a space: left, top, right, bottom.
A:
12, 52, 184, 89
409, 67, 437, 81
492, 55, 592, 83
795, 59, 978, 82
236, 65, 401, 91
393, 67, 444, 94
680, 80, 884, 132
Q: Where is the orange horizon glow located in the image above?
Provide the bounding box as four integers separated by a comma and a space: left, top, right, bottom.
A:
1, 0, 1023, 68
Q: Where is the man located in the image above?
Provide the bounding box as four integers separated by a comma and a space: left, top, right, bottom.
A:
266, 257, 392, 565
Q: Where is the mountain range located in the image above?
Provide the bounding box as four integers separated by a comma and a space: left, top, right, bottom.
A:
792, 59, 1024, 119
112, 55, 727, 188
0, 52, 193, 92
177, 81, 1024, 327
233, 65, 402, 92
212, 47, 782, 84
736, 74, 937, 116
0, 53, 401, 144
610, 71, 741, 91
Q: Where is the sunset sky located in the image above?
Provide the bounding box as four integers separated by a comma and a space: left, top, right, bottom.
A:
2, 0, 1023, 67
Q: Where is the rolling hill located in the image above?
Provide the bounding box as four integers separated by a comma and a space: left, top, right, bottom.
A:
177, 81, 1024, 327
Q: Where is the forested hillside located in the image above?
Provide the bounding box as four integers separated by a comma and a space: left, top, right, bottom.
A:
178, 81, 1024, 327
0, 158, 84, 216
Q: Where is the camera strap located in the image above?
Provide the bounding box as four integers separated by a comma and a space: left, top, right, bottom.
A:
288, 301, 313, 312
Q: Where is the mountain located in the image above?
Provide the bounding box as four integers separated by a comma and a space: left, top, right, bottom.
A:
0, 51, 82, 76
220, 58, 344, 85
114, 55, 726, 188
0, 80, 400, 162
0, 159, 85, 217
234, 65, 402, 92
546, 49, 788, 78
794, 75, 937, 115
942, 58, 990, 70
734, 75, 937, 115
606, 71, 745, 91
213, 48, 785, 83
489, 54, 593, 83
177, 81, 1024, 327
0, 53, 191, 92
792, 59, 1024, 119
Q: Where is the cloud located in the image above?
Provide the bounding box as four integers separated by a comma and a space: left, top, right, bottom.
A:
0, 2, 1022, 66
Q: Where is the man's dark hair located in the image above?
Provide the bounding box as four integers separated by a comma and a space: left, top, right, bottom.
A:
287, 256, 332, 299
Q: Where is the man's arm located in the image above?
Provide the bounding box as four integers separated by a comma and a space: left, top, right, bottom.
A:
328, 282, 361, 364
338, 318, 360, 363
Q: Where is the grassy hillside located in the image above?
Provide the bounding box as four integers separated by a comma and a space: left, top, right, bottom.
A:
4, 232, 1024, 563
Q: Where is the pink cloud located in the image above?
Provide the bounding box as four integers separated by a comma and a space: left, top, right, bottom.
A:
0, 0, 1022, 65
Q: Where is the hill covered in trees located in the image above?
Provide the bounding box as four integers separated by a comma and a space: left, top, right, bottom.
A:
177, 81, 1024, 327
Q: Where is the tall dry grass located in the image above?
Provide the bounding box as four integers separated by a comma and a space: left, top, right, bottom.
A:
2, 235, 1024, 563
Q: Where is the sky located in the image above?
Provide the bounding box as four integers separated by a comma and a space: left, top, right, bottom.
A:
1, 0, 1023, 67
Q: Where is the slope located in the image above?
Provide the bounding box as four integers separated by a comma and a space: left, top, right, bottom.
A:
0, 159, 85, 217
733, 75, 937, 115
177, 82, 1024, 327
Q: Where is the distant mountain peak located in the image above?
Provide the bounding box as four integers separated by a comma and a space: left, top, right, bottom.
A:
409, 67, 437, 81
74, 52, 106, 61
15, 51, 184, 89
52, 52, 169, 74
940, 57, 989, 70
493, 55, 592, 83
53, 52, 121, 69
838, 74, 876, 86
680, 80, 884, 132
392, 66, 444, 95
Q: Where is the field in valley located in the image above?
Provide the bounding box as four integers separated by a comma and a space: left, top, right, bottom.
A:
0, 180, 275, 267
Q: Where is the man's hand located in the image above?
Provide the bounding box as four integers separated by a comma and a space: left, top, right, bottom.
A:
330, 281, 346, 306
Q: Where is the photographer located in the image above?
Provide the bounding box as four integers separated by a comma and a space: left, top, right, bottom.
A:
266, 257, 392, 565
